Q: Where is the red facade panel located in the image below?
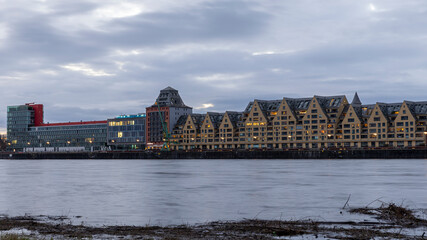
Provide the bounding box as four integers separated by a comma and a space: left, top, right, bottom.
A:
24, 103, 107, 127
26, 103, 44, 126
41, 120, 107, 126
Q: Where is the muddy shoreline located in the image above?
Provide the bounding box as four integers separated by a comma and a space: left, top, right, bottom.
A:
1, 203, 426, 239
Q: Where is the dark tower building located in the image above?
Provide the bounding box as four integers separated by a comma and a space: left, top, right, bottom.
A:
145, 87, 192, 149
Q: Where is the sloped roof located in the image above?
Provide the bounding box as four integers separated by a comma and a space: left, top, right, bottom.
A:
190, 114, 205, 128
151, 86, 191, 108
173, 115, 188, 130
351, 105, 363, 120
377, 102, 402, 116
226, 111, 243, 128
405, 101, 427, 115
244, 102, 254, 113
207, 112, 224, 128
256, 100, 282, 112
284, 97, 312, 110
351, 92, 362, 106
360, 104, 376, 118
315, 95, 346, 109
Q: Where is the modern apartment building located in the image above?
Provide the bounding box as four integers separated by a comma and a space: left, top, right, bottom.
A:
170, 93, 427, 150
107, 114, 146, 150
145, 86, 192, 149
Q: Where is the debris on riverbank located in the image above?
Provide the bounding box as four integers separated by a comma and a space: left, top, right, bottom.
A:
1, 203, 426, 239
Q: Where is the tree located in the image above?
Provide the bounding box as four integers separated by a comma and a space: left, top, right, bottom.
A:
0, 135, 6, 151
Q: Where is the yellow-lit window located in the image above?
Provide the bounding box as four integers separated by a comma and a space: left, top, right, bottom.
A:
246, 123, 252, 126
118, 132, 123, 138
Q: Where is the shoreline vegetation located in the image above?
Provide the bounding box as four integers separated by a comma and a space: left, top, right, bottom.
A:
1, 203, 426, 239
1, 148, 427, 159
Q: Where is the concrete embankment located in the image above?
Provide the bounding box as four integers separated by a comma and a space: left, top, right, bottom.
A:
1, 149, 427, 159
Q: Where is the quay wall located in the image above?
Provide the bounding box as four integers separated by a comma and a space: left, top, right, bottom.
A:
1, 149, 427, 159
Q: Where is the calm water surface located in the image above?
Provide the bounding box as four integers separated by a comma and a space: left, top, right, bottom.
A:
0, 159, 426, 226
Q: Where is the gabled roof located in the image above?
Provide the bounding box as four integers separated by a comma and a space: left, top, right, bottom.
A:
315, 95, 346, 109
226, 111, 243, 128
405, 101, 427, 115
376, 102, 402, 117
173, 115, 188, 130
256, 100, 282, 112
190, 114, 205, 127
244, 100, 281, 113
244, 102, 254, 113
349, 105, 363, 121
206, 112, 224, 128
360, 104, 376, 118
284, 97, 312, 110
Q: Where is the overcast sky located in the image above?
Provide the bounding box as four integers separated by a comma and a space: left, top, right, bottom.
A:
1, 0, 427, 133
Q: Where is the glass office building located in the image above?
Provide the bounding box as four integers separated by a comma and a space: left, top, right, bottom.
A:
28, 122, 108, 151
7, 103, 107, 152
107, 114, 146, 150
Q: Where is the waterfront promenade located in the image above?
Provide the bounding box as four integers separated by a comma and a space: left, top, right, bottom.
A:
1, 148, 427, 159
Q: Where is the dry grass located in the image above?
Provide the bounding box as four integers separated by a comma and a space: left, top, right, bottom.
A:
0, 234, 30, 240
0, 203, 425, 239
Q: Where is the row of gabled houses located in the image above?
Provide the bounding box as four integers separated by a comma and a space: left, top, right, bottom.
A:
170, 93, 427, 150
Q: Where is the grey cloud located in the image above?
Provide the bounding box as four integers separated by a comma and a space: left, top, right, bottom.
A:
82, 1, 270, 47
2, 1, 427, 131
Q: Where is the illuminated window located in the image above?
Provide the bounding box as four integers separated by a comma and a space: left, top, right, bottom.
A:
118, 132, 123, 138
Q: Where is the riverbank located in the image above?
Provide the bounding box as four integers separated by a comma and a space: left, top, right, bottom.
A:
1, 203, 426, 239
1, 148, 427, 159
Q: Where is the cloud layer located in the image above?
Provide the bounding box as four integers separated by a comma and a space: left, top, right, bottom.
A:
1, 0, 427, 132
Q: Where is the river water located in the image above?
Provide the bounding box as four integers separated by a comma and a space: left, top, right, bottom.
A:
0, 159, 425, 226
